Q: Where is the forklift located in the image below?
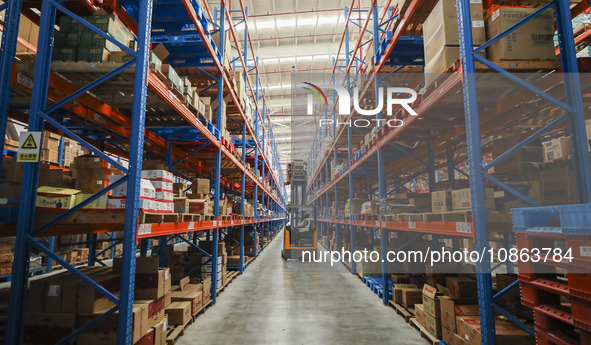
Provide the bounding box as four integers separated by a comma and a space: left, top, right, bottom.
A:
282, 160, 317, 260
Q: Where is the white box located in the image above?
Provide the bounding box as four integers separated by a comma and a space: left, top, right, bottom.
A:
141, 170, 174, 182
155, 191, 174, 202
108, 176, 156, 199
150, 180, 173, 192
107, 197, 156, 212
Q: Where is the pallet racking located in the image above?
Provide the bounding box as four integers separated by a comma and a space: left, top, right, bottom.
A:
306, 0, 591, 344
0, 0, 287, 343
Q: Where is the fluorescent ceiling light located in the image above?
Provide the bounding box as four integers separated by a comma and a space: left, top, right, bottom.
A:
280, 57, 296, 64
297, 55, 313, 62
298, 17, 317, 26
277, 18, 296, 27
255, 20, 275, 29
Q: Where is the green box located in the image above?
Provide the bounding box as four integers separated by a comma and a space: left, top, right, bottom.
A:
79, 30, 119, 52
88, 15, 134, 45
149, 51, 162, 72
77, 47, 110, 62
54, 31, 81, 48
52, 48, 77, 61
59, 16, 85, 31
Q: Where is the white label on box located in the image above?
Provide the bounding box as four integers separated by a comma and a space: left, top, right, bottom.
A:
0, 198, 7, 205
188, 222, 195, 229
492, 10, 500, 21
456, 222, 472, 233
469, 0, 482, 3
580, 246, 591, 257
472, 20, 484, 28
94, 158, 100, 162
96, 179, 103, 185
165, 270, 169, 280
408, 221, 416, 229
48, 284, 60, 297
163, 320, 168, 330
138, 224, 152, 235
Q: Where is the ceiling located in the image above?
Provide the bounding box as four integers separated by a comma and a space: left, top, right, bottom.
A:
223, 0, 381, 178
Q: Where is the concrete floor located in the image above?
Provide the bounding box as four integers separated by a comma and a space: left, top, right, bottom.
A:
178, 231, 427, 345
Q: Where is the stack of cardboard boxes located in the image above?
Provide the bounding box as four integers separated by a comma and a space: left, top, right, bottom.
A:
142, 170, 175, 213
410, 277, 531, 344
423, 0, 557, 88
54, 12, 136, 62
423, 0, 486, 87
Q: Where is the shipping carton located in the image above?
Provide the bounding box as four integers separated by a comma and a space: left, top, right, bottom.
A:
171, 290, 203, 314
165, 301, 192, 325
451, 187, 495, 211
23, 312, 77, 344
36, 187, 81, 210
153, 316, 168, 345
422, 284, 442, 317
393, 283, 418, 304
402, 288, 423, 307
440, 296, 479, 332
431, 190, 452, 213
456, 315, 531, 345
445, 276, 478, 298
543, 137, 572, 162
485, 7, 557, 60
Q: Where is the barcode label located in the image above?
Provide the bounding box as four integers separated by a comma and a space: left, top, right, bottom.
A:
580, 246, 591, 257
48, 285, 60, 297
456, 222, 471, 233
138, 224, 152, 235
213, 221, 217, 226
472, 21, 484, 28
408, 221, 416, 229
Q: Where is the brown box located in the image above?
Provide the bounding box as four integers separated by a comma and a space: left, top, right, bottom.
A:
23, 312, 77, 344
485, 6, 557, 61
423, 305, 443, 338
135, 268, 172, 300
543, 137, 572, 163
415, 303, 426, 326
440, 296, 479, 332
401, 288, 423, 307
393, 283, 418, 304
192, 178, 210, 195
445, 276, 478, 298
61, 268, 120, 313
136, 295, 166, 329
78, 302, 148, 344
153, 316, 168, 345
171, 290, 203, 314
451, 188, 495, 211
431, 190, 452, 213
422, 284, 442, 318
456, 315, 531, 345
174, 197, 189, 213
165, 301, 192, 325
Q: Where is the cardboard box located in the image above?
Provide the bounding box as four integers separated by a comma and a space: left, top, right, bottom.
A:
456, 315, 531, 345
423, 0, 485, 56
78, 303, 148, 344
402, 288, 423, 307
165, 301, 192, 325
440, 296, 479, 332
543, 137, 572, 162
188, 199, 211, 214
61, 268, 120, 313
135, 268, 172, 299
23, 312, 77, 344
445, 276, 478, 298
424, 46, 460, 87
431, 190, 452, 213
75, 193, 108, 210
171, 290, 203, 314
422, 284, 442, 317
423, 306, 443, 337
451, 188, 495, 211
136, 295, 167, 328
415, 303, 426, 326
36, 186, 81, 210
153, 316, 168, 345
393, 283, 418, 304
486, 7, 557, 60
136, 328, 154, 345
192, 178, 210, 194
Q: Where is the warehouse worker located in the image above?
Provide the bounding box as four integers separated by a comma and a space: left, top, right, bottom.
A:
294, 213, 312, 245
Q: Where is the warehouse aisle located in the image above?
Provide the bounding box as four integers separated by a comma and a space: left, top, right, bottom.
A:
178, 232, 426, 345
